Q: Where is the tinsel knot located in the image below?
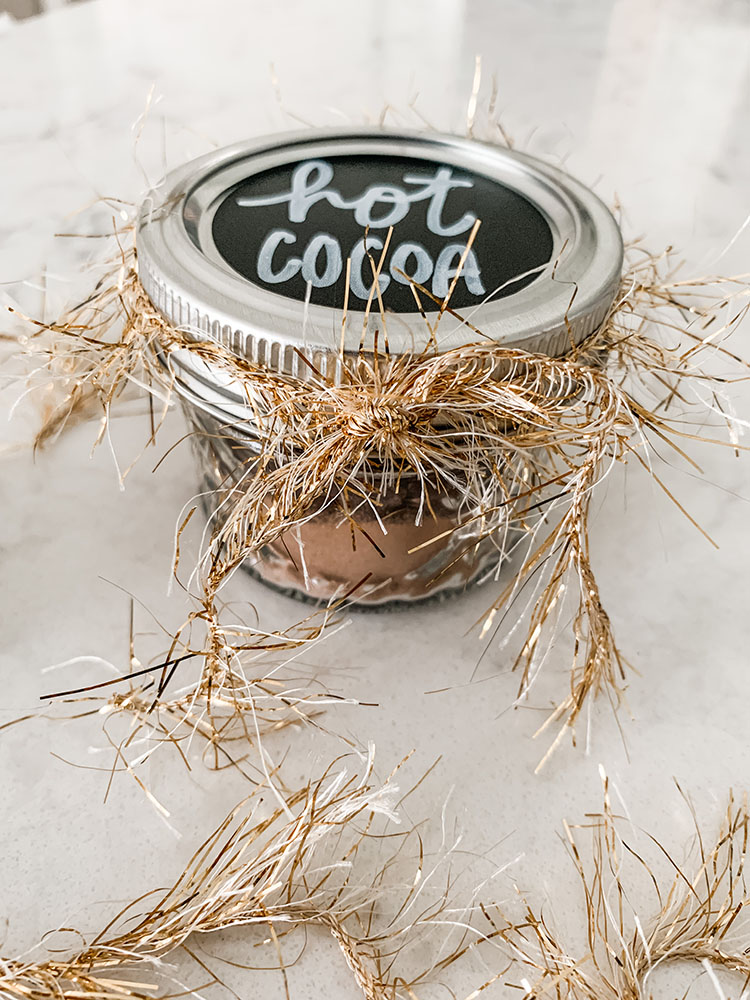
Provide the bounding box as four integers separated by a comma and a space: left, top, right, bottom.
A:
342, 398, 414, 441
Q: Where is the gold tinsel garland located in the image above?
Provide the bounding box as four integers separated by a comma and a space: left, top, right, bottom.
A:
0, 752, 508, 1000
12, 222, 749, 766
501, 776, 750, 997
3, 759, 750, 999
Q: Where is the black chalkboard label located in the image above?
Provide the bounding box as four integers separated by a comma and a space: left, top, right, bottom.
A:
210, 154, 554, 313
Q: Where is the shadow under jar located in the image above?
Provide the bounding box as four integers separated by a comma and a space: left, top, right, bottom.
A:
137, 128, 623, 608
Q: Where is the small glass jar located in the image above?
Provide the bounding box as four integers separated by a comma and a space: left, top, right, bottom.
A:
137, 129, 623, 607
182, 400, 510, 606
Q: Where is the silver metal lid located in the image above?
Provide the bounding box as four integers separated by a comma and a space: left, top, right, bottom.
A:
137, 128, 623, 388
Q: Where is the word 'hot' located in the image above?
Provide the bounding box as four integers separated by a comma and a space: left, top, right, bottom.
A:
236, 159, 486, 301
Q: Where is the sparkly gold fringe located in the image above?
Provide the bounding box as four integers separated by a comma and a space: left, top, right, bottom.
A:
501, 778, 750, 997
12, 220, 748, 766
5, 758, 750, 998
0, 752, 505, 1000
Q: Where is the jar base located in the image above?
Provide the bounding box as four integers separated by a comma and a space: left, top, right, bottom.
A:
196, 489, 510, 612
237, 552, 500, 612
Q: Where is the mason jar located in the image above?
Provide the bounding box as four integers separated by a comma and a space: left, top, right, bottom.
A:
136, 128, 623, 607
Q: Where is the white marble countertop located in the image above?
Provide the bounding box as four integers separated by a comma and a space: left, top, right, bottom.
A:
2, 1, 750, 997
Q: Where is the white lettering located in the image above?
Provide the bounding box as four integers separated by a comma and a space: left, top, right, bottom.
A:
237, 160, 476, 236
390, 242, 433, 287
404, 167, 476, 236
350, 236, 392, 300
238, 160, 335, 222
256, 230, 302, 283
301, 233, 342, 287
254, 232, 487, 304
288, 161, 335, 223
432, 245, 486, 298
354, 186, 410, 229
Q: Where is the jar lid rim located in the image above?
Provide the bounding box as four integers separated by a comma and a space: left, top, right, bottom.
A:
137, 127, 623, 387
